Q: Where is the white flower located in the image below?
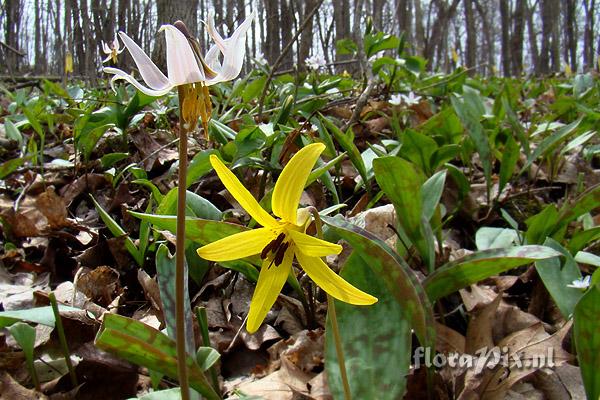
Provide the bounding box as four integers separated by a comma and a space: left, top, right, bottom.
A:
254, 52, 267, 65
305, 54, 326, 71
389, 94, 402, 106
401, 91, 422, 106
103, 12, 255, 96
101, 37, 124, 64
567, 275, 591, 289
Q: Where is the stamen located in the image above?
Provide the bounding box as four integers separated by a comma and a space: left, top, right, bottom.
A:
261, 233, 285, 259
273, 242, 289, 266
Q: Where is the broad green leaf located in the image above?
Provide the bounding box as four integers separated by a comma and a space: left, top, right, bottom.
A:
498, 133, 520, 194
557, 184, 600, 229
568, 226, 600, 254
77, 123, 114, 161
525, 204, 559, 245
451, 90, 492, 198
0, 157, 26, 179
522, 118, 582, 172
7, 322, 36, 361
4, 119, 23, 145
91, 196, 143, 266
155, 245, 195, 355
320, 116, 369, 189
373, 156, 435, 271
322, 215, 434, 348
325, 253, 411, 400
573, 283, 600, 400
101, 152, 129, 169
0, 305, 81, 329
421, 170, 447, 221
399, 129, 437, 174
129, 388, 182, 400
22, 107, 44, 137
95, 314, 219, 400
575, 251, 600, 267
187, 149, 218, 188
475, 227, 519, 250
424, 246, 561, 301
132, 179, 164, 203
196, 347, 220, 371
157, 189, 222, 220
535, 238, 583, 318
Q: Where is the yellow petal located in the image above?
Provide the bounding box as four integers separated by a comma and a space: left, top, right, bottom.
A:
272, 143, 325, 225
197, 227, 277, 262
246, 249, 294, 333
210, 155, 278, 228
288, 229, 342, 257
296, 251, 378, 305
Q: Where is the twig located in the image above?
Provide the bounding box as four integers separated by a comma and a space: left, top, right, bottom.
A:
257, 0, 325, 118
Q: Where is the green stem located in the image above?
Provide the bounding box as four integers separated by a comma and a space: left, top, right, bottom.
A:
195, 307, 220, 393
176, 88, 191, 400
306, 207, 352, 400
327, 295, 352, 400
48, 292, 78, 387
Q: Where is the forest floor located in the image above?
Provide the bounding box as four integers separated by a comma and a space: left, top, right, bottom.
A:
0, 64, 599, 399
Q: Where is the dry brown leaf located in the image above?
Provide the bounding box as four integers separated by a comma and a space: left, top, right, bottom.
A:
74, 266, 120, 306
36, 187, 68, 228
0, 370, 47, 399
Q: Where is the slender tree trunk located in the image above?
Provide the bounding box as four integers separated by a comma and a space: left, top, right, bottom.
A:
333, 0, 351, 67
463, 0, 476, 72
413, 0, 425, 55
473, 0, 494, 76
298, 0, 316, 65
153, 0, 199, 72
5, 0, 22, 71
583, 0, 595, 70
499, 0, 510, 76
511, 0, 525, 76
280, 0, 294, 69
34, 0, 42, 73
527, 0, 540, 74
563, 0, 576, 71
263, 0, 281, 64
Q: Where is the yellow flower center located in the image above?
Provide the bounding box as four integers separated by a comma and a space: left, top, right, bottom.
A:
179, 82, 212, 135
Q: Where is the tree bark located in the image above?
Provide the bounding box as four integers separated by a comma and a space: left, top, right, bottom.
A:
280, 0, 294, 69
463, 0, 476, 72
511, 0, 525, 76
298, 0, 317, 65
499, 0, 510, 76
263, 0, 281, 64
583, 0, 595, 70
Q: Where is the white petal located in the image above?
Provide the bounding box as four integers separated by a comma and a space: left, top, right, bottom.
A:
102, 41, 111, 54
101, 54, 112, 64
204, 44, 221, 71
118, 31, 172, 91
103, 67, 174, 96
205, 10, 255, 85
160, 24, 205, 85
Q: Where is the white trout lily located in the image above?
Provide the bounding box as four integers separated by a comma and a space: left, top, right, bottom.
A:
101, 38, 124, 64
103, 12, 254, 97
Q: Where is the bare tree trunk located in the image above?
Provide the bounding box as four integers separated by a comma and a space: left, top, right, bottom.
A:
527, 0, 540, 74
425, 0, 460, 71
263, 0, 281, 64
499, 0, 510, 76
563, 0, 576, 71
511, 0, 525, 76
5, 0, 23, 72
463, 0, 476, 72
153, 0, 199, 72
413, 0, 425, 54
473, 0, 494, 76
583, 0, 595, 70
395, 0, 412, 45
298, 0, 316, 64
34, 0, 43, 73
280, 0, 294, 69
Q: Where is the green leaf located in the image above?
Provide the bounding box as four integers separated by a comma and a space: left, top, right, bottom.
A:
94, 314, 219, 400
525, 204, 559, 245
336, 38, 358, 55
196, 347, 220, 371
568, 226, 600, 254
4, 120, 23, 145
0, 157, 26, 180
76, 123, 115, 161
91, 195, 143, 266
7, 322, 36, 361
475, 227, 519, 250
156, 189, 222, 220
424, 246, 561, 301
322, 215, 434, 348
155, 245, 195, 355
101, 152, 129, 169
557, 184, 600, 230
242, 76, 267, 103
575, 251, 600, 267
325, 253, 411, 400
451, 90, 492, 198
0, 305, 81, 329
535, 238, 583, 318
521, 118, 582, 172
321, 116, 369, 189
573, 283, 600, 400
498, 133, 520, 194
399, 129, 437, 174
130, 388, 182, 400
187, 150, 218, 188
421, 170, 446, 221
373, 156, 435, 271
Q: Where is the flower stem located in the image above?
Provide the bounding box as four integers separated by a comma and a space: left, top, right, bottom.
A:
327, 295, 352, 400
306, 207, 352, 400
49, 292, 78, 388
176, 87, 191, 400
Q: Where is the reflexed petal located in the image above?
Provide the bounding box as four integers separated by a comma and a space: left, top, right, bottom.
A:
246, 249, 293, 333
296, 251, 378, 305
288, 230, 342, 257
204, 44, 221, 72
196, 227, 278, 262
272, 143, 325, 224
160, 24, 205, 85
205, 10, 255, 85
101, 54, 112, 64
102, 41, 111, 54
210, 155, 278, 228
104, 67, 174, 97
117, 31, 171, 91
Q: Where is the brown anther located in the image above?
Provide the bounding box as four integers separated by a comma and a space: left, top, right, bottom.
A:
261, 233, 285, 259
273, 242, 289, 267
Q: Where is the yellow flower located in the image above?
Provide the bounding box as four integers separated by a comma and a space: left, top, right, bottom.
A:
197, 143, 377, 333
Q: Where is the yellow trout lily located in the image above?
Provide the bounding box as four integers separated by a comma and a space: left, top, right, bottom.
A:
197, 143, 377, 333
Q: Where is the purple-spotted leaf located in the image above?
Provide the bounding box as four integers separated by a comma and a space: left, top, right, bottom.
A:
424, 245, 561, 301
322, 215, 434, 348
94, 313, 220, 400
574, 283, 600, 400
